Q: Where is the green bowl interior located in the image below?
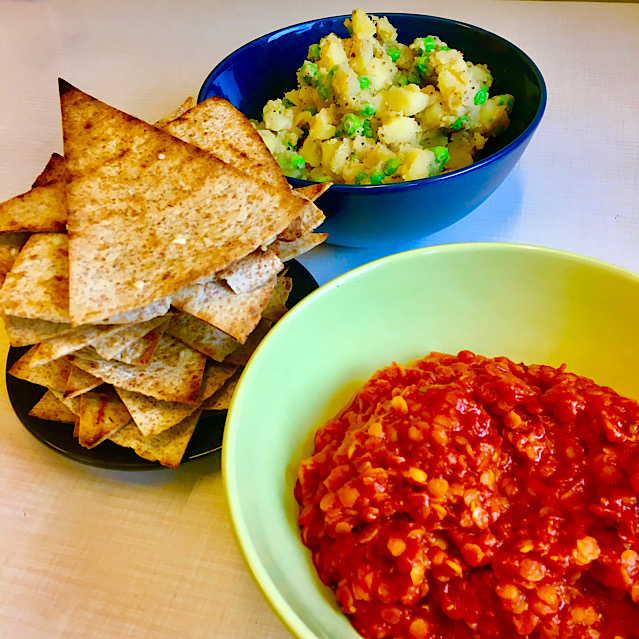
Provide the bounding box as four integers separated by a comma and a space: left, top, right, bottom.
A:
223, 244, 639, 639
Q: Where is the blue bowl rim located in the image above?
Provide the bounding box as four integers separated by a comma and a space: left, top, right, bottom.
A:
198, 12, 548, 193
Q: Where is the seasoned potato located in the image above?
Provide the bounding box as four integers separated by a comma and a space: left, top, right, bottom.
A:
253, 9, 514, 184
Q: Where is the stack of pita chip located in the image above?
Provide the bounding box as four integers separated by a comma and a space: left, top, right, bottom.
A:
0, 79, 329, 469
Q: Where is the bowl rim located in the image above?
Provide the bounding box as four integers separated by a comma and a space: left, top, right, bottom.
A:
222, 241, 639, 639
198, 12, 548, 192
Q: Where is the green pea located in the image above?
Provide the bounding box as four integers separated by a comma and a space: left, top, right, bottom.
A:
341, 113, 362, 136
289, 154, 305, 170
439, 46, 451, 51
396, 73, 409, 86
407, 72, 421, 85
450, 115, 468, 131
308, 107, 318, 116
358, 76, 371, 90
299, 60, 318, 83
430, 146, 449, 164
369, 171, 384, 185
308, 43, 320, 62
317, 83, 331, 100
387, 46, 400, 62
417, 36, 436, 54
382, 158, 401, 176
360, 102, 376, 117
474, 85, 488, 105
414, 55, 429, 75
355, 171, 368, 184
313, 174, 331, 183
282, 97, 295, 108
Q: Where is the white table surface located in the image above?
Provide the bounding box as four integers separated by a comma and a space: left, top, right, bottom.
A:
0, 1, 637, 638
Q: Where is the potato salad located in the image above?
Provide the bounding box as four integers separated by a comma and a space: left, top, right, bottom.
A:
252, 9, 514, 185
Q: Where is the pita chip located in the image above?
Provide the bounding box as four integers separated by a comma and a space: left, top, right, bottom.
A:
0, 233, 69, 323
172, 275, 276, 344
0, 232, 29, 286
1, 316, 75, 348
109, 410, 202, 469
8, 347, 72, 392
64, 364, 102, 398
89, 316, 168, 360
115, 322, 166, 365
262, 275, 293, 322
201, 368, 242, 411
33, 152, 69, 187
28, 390, 77, 423
115, 360, 236, 436
218, 248, 283, 295
153, 96, 196, 128
162, 96, 289, 190
59, 79, 307, 325
27, 323, 117, 367
269, 231, 328, 262
0, 182, 67, 234
166, 312, 239, 361
225, 318, 273, 366
76, 388, 131, 448
68, 334, 206, 404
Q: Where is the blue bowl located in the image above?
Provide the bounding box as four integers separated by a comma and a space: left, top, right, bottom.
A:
199, 14, 547, 247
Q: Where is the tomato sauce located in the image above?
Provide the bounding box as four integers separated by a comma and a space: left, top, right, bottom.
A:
295, 351, 639, 638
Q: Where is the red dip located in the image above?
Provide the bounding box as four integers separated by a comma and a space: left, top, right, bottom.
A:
295, 351, 639, 638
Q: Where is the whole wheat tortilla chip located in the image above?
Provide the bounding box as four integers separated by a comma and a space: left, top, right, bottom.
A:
262, 275, 292, 322
269, 231, 328, 262
295, 183, 332, 203
64, 364, 102, 398
0, 182, 67, 234
0, 233, 29, 286
109, 410, 202, 469
95, 297, 172, 325
60, 80, 307, 325
0, 233, 69, 323
172, 276, 275, 344
166, 312, 239, 361
1, 316, 74, 347
225, 319, 273, 366
115, 323, 166, 365
27, 323, 120, 367
278, 185, 329, 242
162, 96, 289, 190
28, 390, 77, 423
115, 360, 236, 436
153, 96, 196, 128
89, 317, 167, 360
201, 368, 242, 411
76, 388, 131, 448
68, 334, 206, 404
8, 347, 72, 392
218, 248, 283, 295
33, 152, 69, 187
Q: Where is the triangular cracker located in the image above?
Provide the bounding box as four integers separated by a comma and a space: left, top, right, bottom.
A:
109, 410, 202, 469
33, 152, 69, 187
64, 364, 102, 398
115, 360, 236, 436
8, 347, 72, 392
0, 182, 67, 234
89, 316, 168, 360
1, 316, 75, 347
67, 334, 206, 404
217, 248, 283, 295
161, 96, 290, 190
76, 388, 131, 448
166, 312, 239, 361
28, 390, 77, 423
0, 233, 69, 323
115, 322, 167, 365
201, 368, 242, 411
269, 231, 328, 262
0, 232, 29, 286
59, 79, 307, 325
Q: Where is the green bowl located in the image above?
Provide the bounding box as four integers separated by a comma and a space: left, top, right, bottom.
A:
223, 243, 639, 639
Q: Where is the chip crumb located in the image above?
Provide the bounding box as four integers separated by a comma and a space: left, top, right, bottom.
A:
157, 153, 166, 160
172, 235, 187, 245
133, 280, 145, 290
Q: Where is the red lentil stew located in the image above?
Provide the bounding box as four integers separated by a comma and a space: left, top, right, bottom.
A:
295, 351, 639, 638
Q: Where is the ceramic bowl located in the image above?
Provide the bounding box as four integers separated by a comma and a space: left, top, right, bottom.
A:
199, 14, 547, 247
223, 243, 639, 639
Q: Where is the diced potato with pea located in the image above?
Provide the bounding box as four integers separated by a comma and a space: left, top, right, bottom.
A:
252, 9, 513, 184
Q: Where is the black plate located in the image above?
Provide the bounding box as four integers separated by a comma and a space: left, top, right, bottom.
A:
6, 260, 318, 471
